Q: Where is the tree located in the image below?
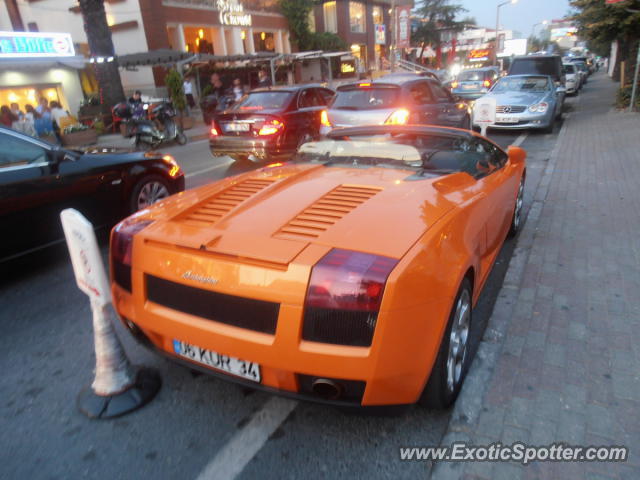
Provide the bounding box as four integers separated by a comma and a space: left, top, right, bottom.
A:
570, 0, 640, 77
413, 0, 468, 63
78, 0, 125, 116
279, 0, 347, 51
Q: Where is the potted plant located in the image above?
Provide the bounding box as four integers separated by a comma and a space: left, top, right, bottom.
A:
165, 68, 193, 130
61, 123, 98, 146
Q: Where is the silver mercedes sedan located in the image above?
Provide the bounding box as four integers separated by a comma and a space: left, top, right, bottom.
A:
472, 75, 561, 133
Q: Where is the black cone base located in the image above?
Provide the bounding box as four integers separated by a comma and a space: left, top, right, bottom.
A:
78, 367, 161, 419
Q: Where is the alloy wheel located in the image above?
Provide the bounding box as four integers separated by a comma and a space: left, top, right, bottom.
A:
137, 181, 169, 210
446, 288, 471, 393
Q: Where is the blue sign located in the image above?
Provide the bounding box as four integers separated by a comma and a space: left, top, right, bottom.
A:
0, 31, 75, 58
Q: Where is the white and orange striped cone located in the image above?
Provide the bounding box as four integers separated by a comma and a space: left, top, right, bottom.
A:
60, 208, 160, 419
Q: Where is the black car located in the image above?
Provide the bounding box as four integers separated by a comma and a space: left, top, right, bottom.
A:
0, 126, 185, 263
320, 74, 471, 135
209, 84, 335, 163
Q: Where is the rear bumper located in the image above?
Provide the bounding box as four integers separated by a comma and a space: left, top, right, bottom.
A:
209, 136, 292, 162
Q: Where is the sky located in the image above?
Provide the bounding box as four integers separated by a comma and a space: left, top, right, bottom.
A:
458, 0, 572, 38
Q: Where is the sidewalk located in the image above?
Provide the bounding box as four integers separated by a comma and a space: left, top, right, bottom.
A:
94, 114, 210, 148
434, 74, 640, 479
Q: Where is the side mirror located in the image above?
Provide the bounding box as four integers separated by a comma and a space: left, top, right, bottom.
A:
507, 146, 526, 166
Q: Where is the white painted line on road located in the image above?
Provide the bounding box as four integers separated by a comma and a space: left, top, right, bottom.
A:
196, 396, 298, 480
185, 160, 234, 178
512, 132, 528, 147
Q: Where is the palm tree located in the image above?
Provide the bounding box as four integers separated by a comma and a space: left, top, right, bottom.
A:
78, 0, 125, 117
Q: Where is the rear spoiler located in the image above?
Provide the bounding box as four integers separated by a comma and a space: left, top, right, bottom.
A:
337, 82, 400, 91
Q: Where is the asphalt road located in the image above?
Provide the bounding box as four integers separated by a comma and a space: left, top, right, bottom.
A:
0, 94, 575, 479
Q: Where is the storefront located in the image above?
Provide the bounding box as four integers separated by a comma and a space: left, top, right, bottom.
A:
0, 31, 86, 115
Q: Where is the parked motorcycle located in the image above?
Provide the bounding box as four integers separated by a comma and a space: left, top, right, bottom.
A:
114, 101, 187, 150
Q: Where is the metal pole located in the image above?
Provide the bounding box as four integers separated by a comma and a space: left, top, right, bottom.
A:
390, 0, 396, 72
629, 40, 640, 112
495, 4, 500, 66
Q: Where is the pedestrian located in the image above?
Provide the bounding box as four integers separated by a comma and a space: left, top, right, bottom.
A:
210, 73, 225, 97
0, 105, 16, 127
49, 101, 69, 143
34, 98, 53, 137
10, 102, 23, 121
183, 75, 195, 115
232, 78, 245, 102
22, 104, 38, 137
128, 90, 145, 119
257, 69, 272, 88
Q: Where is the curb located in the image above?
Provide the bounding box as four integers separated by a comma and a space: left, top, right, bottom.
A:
430, 113, 572, 479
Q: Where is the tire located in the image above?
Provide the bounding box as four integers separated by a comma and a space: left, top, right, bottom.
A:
460, 115, 471, 130
176, 131, 188, 145
508, 176, 525, 237
129, 174, 171, 213
418, 278, 473, 409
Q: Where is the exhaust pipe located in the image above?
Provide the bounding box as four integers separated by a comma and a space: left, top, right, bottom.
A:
311, 378, 343, 400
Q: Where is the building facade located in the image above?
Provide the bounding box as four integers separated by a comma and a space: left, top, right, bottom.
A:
310, 0, 412, 71
0, 0, 293, 96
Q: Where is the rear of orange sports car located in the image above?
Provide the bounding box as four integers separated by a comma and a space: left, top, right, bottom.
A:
110, 128, 526, 407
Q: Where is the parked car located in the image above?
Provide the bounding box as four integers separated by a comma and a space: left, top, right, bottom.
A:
209, 84, 335, 164
572, 61, 590, 86
472, 75, 560, 133
563, 63, 580, 95
109, 124, 526, 408
450, 67, 500, 100
508, 54, 566, 109
0, 126, 185, 263
320, 75, 471, 135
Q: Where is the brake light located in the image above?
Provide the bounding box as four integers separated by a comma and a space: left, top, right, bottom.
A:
483, 80, 491, 88
451, 81, 459, 89
384, 108, 410, 125
210, 127, 219, 136
305, 249, 398, 312
358, 82, 371, 87
320, 109, 331, 127
258, 119, 284, 136
111, 217, 154, 267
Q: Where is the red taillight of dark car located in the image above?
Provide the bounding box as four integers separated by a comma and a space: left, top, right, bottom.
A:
257, 119, 285, 136
302, 249, 398, 346
111, 218, 154, 291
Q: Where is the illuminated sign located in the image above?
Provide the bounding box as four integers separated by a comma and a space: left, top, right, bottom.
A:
0, 31, 75, 58
468, 49, 490, 62
341, 62, 355, 74
375, 24, 386, 45
217, 0, 252, 27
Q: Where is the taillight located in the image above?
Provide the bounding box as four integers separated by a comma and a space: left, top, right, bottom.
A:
451, 81, 459, 89
111, 217, 153, 292
210, 127, 219, 136
358, 82, 371, 87
384, 108, 410, 125
302, 249, 398, 346
483, 80, 491, 88
258, 119, 284, 136
305, 249, 398, 312
320, 109, 331, 127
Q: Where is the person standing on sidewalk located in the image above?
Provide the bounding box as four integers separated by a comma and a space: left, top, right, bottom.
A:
183, 75, 196, 116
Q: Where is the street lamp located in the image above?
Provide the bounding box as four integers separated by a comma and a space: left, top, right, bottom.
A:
495, 0, 518, 66
530, 20, 548, 39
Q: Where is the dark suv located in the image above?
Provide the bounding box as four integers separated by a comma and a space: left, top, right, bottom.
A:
210, 84, 334, 163
508, 54, 566, 110
320, 74, 471, 135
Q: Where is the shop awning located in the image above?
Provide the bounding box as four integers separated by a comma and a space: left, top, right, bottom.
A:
0, 55, 86, 70
116, 49, 278, 68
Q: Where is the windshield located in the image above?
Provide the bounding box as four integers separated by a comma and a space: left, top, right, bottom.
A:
510, 58, 559, 78
231, 91, 292, 111
492, 76, 550, 93
458, 70, 486, 82
332, 87, 400, 110
292, 133, 497, 177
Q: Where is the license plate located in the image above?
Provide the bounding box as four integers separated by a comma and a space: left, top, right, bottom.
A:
224, 122, 250, 132
462, 83, 477, 90
496, 116, 519, 123
173, 339, 261, 382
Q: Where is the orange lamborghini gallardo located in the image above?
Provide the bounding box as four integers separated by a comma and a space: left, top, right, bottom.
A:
110, 125, 526, 408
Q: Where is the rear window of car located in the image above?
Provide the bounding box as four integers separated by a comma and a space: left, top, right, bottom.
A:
232, 91, 292, 111
510, 58, 559, 79
332, 86, 400, 110
458, 70, 485, 82
563, 64, 576, 74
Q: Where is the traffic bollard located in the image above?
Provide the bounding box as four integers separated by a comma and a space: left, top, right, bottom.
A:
60, 208, 161, 419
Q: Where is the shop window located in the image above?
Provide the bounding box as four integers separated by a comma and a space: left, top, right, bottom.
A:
350, 2, 366, 33
254, 32, 275, 52
183, 26, 214, 54
308, 9, 316, 33
0, 85, 64, 112
323, 1, 337, 33
372, 6, 383, 26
